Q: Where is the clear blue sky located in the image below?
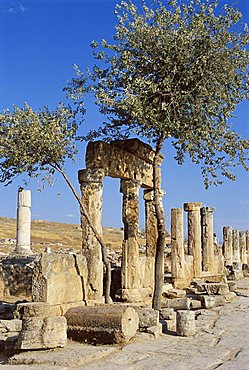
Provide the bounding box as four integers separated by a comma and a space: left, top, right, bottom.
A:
0, 0, 248, 241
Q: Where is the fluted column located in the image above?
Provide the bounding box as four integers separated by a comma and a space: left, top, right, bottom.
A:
184, 202, 202, 278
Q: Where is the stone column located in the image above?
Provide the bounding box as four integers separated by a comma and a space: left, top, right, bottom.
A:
78, 168, 105, 302
201, 207, 215, 274
232, 230, 240, 264
240, 231, 247, 265
246, 231, 249, 264
184, 202, 202, 278
143, 189, 157, 258
171, 208, 186, 289
120, 179, 140, 296
14, 189, 32, 255
223, 227, 233, 266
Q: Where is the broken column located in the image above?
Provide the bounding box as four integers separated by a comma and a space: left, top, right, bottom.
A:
176, 310, 196, 337
120, 179, 140, 300
223, 226, 233, 266
201, 207, 215, 274
171, 208, 186, 289
247, 231, 249, 264
14, 189, 32, 255
144, 189, 157, 258
240, 231, 247, 265
184, 202, 202, 278
232, 230, 240, 264
78, 168, 105, 302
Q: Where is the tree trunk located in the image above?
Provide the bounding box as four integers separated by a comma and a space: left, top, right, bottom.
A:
152, 135, 166, 310
51, 164, 111, 304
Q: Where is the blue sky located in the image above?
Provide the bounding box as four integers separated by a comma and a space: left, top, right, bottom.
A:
0, 0, 248, 241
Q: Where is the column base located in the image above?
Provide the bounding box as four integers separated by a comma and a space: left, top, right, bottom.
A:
12, 246, 33, 256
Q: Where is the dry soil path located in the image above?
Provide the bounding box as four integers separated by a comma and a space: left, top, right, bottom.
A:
1, 278, 249, 370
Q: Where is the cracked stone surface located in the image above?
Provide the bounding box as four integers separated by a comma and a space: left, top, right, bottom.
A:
2, 278, 249, 370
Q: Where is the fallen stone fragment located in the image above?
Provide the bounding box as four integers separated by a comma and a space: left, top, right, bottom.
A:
14, 302, 51, 319
176, 310, 196, 337
65, 305, 139, 344
161, 297, 192, 310
16, 316, 67, 350
146, 323, 162, 339
159, 308, 176, 320
203, 283, 230, 296
200, 295, 226, 309
224, 292, 237, 302
227, 281, 237, 292
162, 289, 186, 299
134, 308, 159, 329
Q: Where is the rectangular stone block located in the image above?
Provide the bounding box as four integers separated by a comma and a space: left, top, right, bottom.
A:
135, 308, 159, 329
32, 253, 88, 305
17, 316, 67, 350
14, 302, 51, 319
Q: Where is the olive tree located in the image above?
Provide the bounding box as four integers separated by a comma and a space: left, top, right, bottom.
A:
0, 103, 111, 303
66, 0, 249, 309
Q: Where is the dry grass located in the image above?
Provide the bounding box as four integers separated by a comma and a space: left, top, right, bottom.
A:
0, 217, 125, 254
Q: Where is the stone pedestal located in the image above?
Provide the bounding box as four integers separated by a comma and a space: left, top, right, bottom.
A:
171, 208, 186, 289
14, 189, 32, 255
223, 227, 233, 265
240, 231, 247, 265
176, 310, 196, 337
201, 207, 215, 274
232, 230, 240, 264
78, 168, 105, 302
120, 180, 140, 299
184, 202, 202, 278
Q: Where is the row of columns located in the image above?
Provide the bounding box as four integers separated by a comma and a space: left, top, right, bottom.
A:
79, 168, 158, 302
223, 227, 249, 266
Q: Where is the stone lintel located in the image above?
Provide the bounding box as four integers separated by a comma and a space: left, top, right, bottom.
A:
184, 202, 202, 212
110, 138, 158, 164
85, 141, 154, 188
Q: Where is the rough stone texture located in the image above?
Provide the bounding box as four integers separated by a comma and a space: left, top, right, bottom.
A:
65, 305, 139, 344
201, 295, 226, 309
163, 289, 186, 299
0, 256, 36, 298
171, 208, 186, 289
120, 179, 140, 298
14, 302, 51, 319
201, 207, 215, 274
240, 231, 247, 265
14, 189, 32, 255
32, 253, 88, 305
184, 202, 202, 278
5, 278, 249, 370
233, 230, 240, 263
143, 190, 157, 258
84, 140, 157, 188
223, 226, 233, 266
200, 282, 230, 296
247, 231, 249, 264
0, 319, 22, 355
135, 308, 159, 329
161, 297, 192, 310
79, 168, 105, 302
17, 316, 67, 350
159, 308, 176, 321
176, 310, 196, 337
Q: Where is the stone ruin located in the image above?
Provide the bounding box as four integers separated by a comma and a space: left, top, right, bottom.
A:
0, 138, 248, 356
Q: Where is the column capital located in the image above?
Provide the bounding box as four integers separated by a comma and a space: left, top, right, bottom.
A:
78, 168, 105, 184
18, 189, 31, 208
184, 202, 202, 212
200, 206, 215, 214
120, 179, 141, 194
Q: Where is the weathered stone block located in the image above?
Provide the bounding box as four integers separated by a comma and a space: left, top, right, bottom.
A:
135, 308, 159, 329
17, 316, 67, 350
0, 319, 22, 333
162, 289, 186, 299
161, 297, 191, 310
159, 308, 176, 321
14, 302, 51, 319
176, 310, 196, 337
203, 283, 229, 296
146, 323, 162, 339
200, 295, 226, 309
32, 253, 88, 305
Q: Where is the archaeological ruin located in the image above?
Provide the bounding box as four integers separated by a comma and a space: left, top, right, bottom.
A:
0, 139, 248, 358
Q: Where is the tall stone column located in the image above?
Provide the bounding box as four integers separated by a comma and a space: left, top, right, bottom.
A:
184, 202, 202, 278
14, 189, 32, 255
143, 189, 157, 258
232, 230, 240, 264
78, 168, 105, 302
201, 207, 215, 274
120, 179, 140, 295
171, 208, 186, 288
223, 227, 233, 266
240, 231, 247, 265
246, 231, 249, 264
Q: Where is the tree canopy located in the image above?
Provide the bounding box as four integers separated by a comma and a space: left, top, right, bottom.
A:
66, 0, 249, 188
